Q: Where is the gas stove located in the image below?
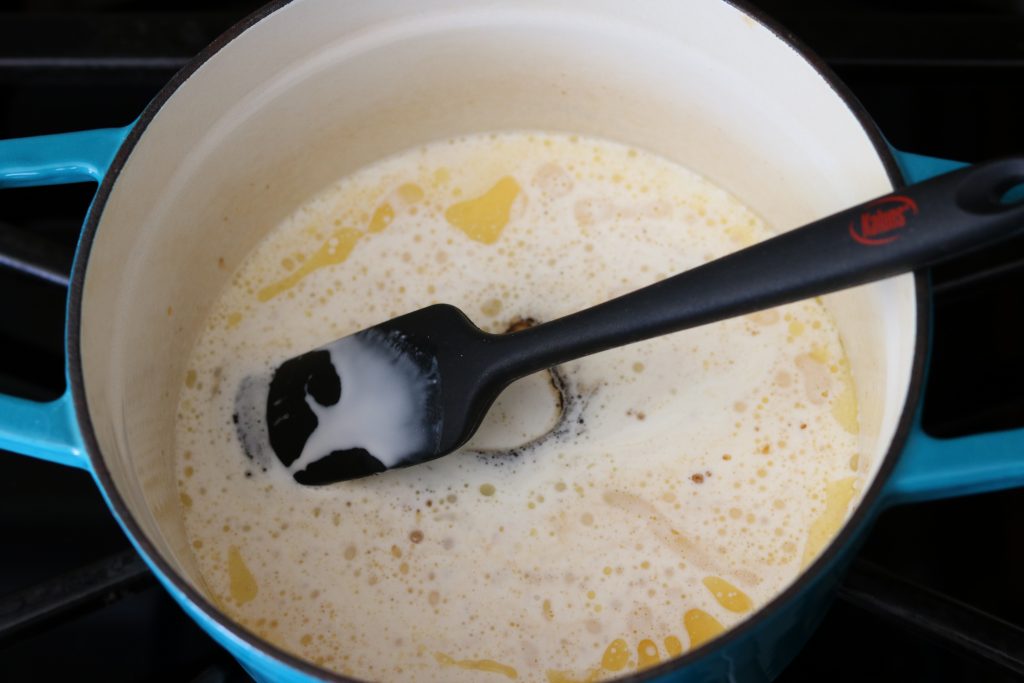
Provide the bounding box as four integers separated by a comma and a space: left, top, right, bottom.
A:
1, 2, 1022, 681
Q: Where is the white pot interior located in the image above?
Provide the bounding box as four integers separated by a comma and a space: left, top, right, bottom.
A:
80, 0, 916, 609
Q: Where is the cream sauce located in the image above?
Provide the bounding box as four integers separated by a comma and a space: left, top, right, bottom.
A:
175, 131, 865, 682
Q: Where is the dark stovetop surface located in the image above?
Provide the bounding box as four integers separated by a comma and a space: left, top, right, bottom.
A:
1, 1, 1023, 681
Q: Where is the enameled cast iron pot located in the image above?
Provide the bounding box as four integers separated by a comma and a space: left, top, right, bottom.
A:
1, 1, 1023, 681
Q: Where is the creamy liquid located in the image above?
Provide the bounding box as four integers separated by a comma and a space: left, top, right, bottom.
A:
175, 132, 865, 682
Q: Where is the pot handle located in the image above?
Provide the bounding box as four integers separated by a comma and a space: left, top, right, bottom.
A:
889, 413, 1024, 505
884, 149, 1024, 505
0, 127, 128, 187
0, 126, 131, 469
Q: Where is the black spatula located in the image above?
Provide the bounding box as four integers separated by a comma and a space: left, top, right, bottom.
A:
235, 158, 1024, 485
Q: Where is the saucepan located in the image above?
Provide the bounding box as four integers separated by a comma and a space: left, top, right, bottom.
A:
1, 1, 1022, 680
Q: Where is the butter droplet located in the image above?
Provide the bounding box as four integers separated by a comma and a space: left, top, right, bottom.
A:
637, 639, 661, 669
802, 477, 858, 567
445, 176, 520, 244
368, 202, 395, 233
702, 576, 753, 613
684, 608, 724, 649
228, 545, 258, 605
258, 228, 362, 301
397, 183, 425, 204
600, 638, 630, 672
432, 167, 451, 186
434, 652, 518, 679
831, 358, 859, 434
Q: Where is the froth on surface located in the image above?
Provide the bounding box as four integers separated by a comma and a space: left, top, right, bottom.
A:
175, 132, 865, 682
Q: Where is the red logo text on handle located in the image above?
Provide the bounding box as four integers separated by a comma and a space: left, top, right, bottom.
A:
849, 195, 919, 246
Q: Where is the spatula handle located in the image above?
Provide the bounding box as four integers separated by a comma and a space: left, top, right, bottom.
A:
493, 157, 1024, 378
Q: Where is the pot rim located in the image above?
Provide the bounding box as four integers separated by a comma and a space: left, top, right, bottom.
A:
66, 1, 930, 680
